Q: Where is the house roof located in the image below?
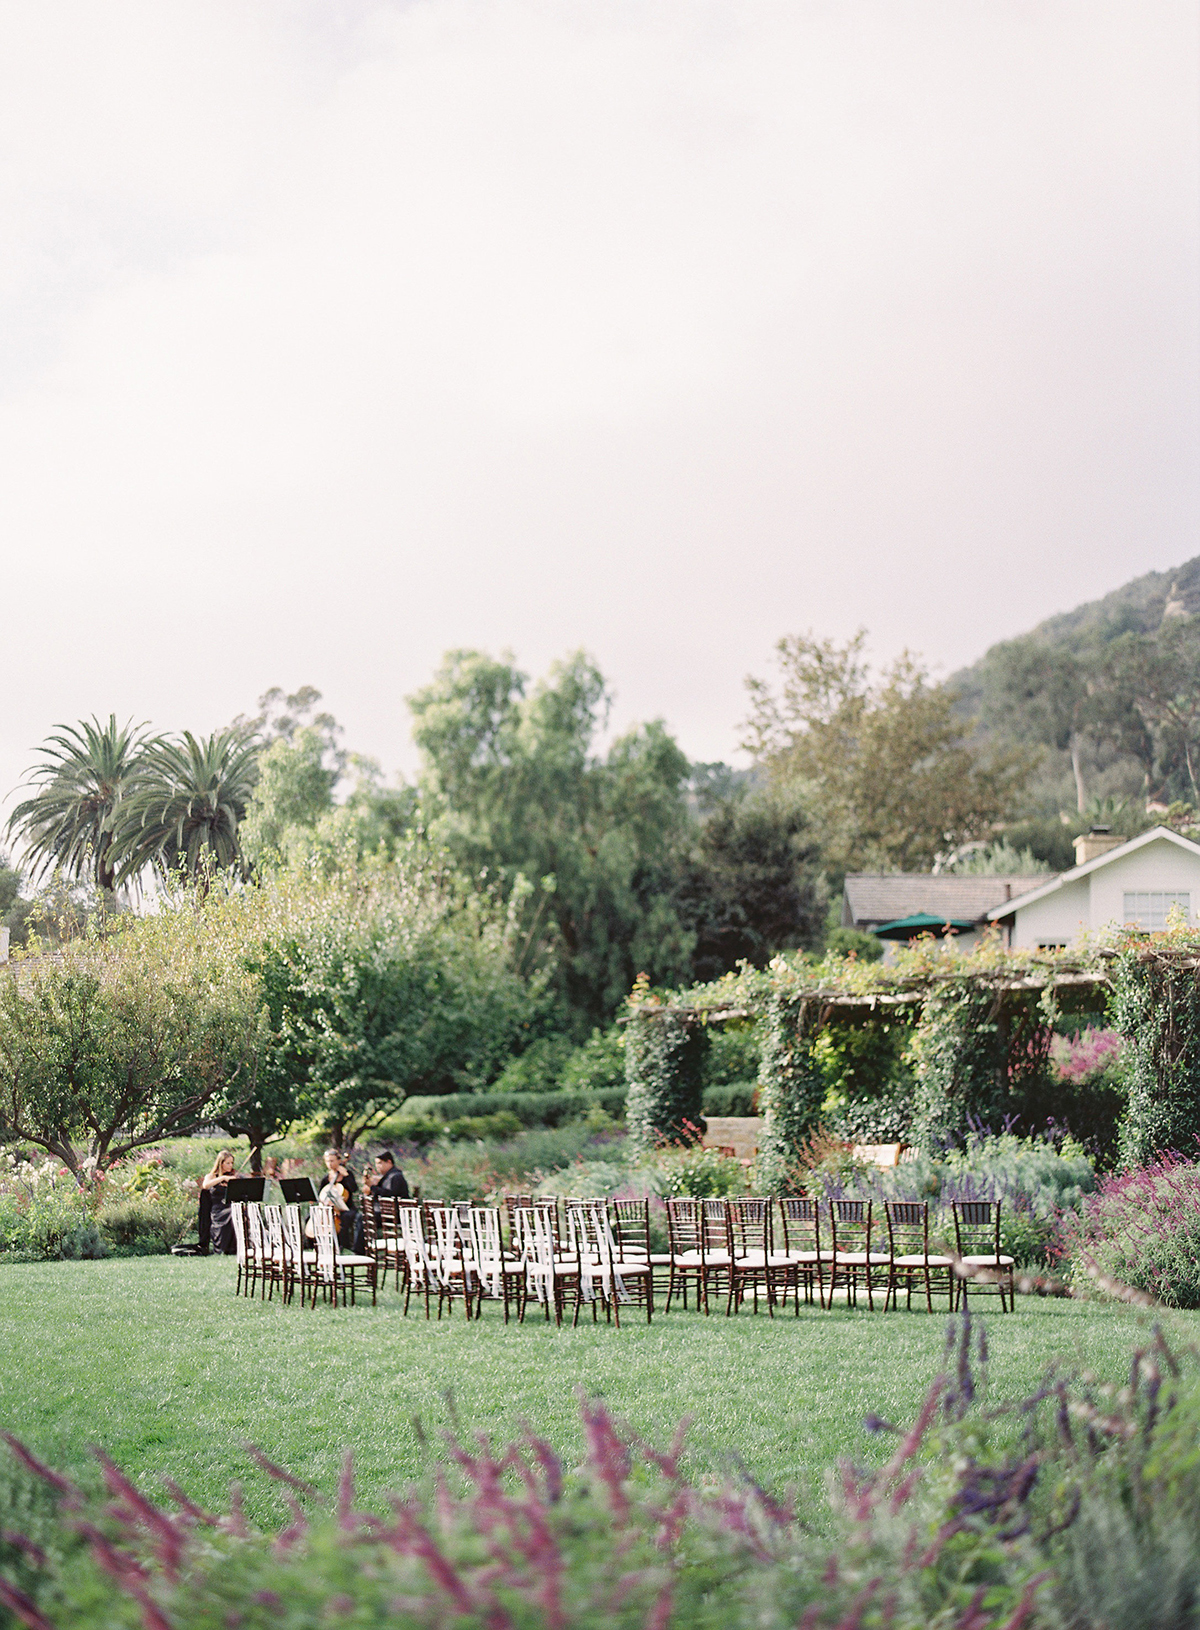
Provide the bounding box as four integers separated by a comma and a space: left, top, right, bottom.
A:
986, 825, 1200, 921
843, 873, 1051, 929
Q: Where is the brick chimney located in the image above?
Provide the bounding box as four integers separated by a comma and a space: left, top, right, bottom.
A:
1073, 825, 1123, 866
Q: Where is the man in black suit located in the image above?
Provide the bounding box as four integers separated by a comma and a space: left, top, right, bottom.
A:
363, 1149, 410, 1226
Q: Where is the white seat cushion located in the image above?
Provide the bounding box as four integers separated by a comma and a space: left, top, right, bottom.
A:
893, 1253, 953, 1267
962, 1254, 1014, 1267
835, 1251, 890, 1264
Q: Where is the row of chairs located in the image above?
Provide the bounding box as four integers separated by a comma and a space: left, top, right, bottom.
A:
230, 1196, 653, 1324
662, 1196, 1015, 1315
230, 1199, 376, 1307
229, 1194, 1015, 1320
367, 1195, 655, 1325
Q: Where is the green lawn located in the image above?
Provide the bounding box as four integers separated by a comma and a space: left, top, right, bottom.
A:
0, 1256, 1188, 1526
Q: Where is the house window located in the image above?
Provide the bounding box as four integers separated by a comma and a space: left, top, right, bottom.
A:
1037, 942, 1066, 951
1122, 891, 1191, 930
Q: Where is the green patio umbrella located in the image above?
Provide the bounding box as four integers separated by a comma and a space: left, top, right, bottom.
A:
872, 911, 977, 940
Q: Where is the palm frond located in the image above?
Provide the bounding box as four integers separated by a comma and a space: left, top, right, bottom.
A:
6, 715, 152, 891
113, 727, 262, 885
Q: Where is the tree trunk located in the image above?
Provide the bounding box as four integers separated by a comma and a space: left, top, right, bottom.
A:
1069, 732, 1087, 814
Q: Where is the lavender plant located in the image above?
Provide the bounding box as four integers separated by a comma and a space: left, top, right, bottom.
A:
1064, 1153, 1200, 1307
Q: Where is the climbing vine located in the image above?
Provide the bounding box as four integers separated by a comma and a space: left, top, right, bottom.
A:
755, 989, 826, 1182
624, 1004, 708, 1151
1111, 946, 1200, 1165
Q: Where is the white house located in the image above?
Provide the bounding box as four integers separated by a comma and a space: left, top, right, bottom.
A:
987, 825, 1200, 948
842, 872, 1050, 959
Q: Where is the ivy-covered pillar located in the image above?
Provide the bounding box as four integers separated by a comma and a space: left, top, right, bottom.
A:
625, 1008, 709, 1151
755, 990, 826, 1186
908, 980, 1055, 1149
1112, 947, 1200, 1165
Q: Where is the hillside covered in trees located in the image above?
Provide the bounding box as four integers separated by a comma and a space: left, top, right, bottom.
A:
952, 554, 1200, 824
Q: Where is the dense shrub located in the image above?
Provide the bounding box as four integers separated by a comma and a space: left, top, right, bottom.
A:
443, 1111, 524, 1143
1111, 943, 1200, 1166
399, 1087, 627, 1130
404, 1124, 626, 1203
1064, 1154, 1200, 1307
95, 1196, 192, 1256
11, 1321, 1200, 1629
700, 1082, 756, 1117
641, 1138, 744, 1199
557, 1025, 625, 1094
491, 1034, 578, 1094
624, 1007, 707, 1151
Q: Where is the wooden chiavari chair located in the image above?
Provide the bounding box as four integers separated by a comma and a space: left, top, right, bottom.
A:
310, 1205, 377, 1308
230, 1202, 250, 1297
467, 1207, 522, 1320
884, 1201, 953, 1313
608, 1197, 658, 1321
425, 1204, 472, 1318
952, 1201, 1014, 1312
777, 1197, 829, 1310
244, 1204, 268, 1299
664, 1198, 729, 1314
516, 1204, 575, 1325
828, 1200, 888, 1310
395, 1202, 435, 1317
725, 1197, 779, 1316
280, 1204, 314, 1305
374, 1196, 413, 1293
259, 1204, 287, 1301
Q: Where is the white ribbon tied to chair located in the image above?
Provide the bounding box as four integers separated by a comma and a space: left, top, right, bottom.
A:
569, 1201, 630, 1305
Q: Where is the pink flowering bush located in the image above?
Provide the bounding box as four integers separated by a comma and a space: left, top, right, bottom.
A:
1049, 1027, 1122, 1086
1064, 1153, 1200, 1306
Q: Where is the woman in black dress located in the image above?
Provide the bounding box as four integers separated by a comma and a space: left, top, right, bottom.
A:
201, 1150, 238, 1254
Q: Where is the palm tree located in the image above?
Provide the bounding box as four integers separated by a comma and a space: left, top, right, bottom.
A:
113, 728, 262, 885
7, 715, 150, 893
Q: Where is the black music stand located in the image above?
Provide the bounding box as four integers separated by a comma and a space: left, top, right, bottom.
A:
280, 1177, 318, 1203
226, 1178, 265, 1203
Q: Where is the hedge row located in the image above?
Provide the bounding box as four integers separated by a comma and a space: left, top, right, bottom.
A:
399, 1087, 628, 1129
397, 1081, 758, 1132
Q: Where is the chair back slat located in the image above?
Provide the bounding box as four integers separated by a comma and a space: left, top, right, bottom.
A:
311, 1205, 340, 1282
884, 1200, 928, 1257
610, 1197, 650, 1261
953, 1201, 1002, 1258
665, 1198, 704, 1256
831, 1199, 872, 1256
728, 1197, 772, 1257
780, 1197, 822, 1256
701, 1198, 730, 1254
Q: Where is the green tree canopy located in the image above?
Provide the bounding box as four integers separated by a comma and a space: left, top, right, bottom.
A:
0, 907, 265, 1173
410, 650, 697, 1029
228, 849, 549, 1146
744, 631, 1032, 872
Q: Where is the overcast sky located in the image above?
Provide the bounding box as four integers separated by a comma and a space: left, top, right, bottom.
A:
0, 0, 1196, 816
